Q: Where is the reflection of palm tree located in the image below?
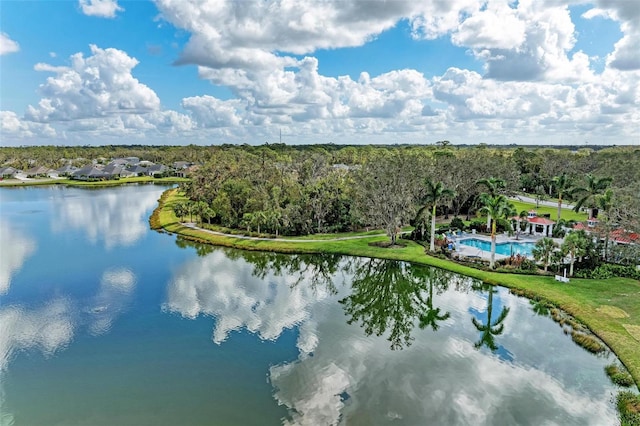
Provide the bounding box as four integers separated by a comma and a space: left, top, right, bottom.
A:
472, 284, 510, 352
418, 277, 451, 331
530, 299, 550, 317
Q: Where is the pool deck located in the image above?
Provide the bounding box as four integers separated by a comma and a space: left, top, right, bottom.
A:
450, 232, 562, 261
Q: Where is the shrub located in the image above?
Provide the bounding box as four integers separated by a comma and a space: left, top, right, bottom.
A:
469, 219, 487, 233
574, 264, 640, 280
450, 217, 465, 230
616, 391, 640, 426
571, 331, 605, 353
605, 364, 635, 387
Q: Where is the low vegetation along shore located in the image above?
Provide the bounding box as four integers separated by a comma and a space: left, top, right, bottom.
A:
152, 189, 640, 394
0, 176, 188, 187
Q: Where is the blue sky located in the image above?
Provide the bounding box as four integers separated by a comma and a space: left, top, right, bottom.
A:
1, 0, 638, 146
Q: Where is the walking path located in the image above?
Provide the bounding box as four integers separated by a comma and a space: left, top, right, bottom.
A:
182, 222, 409, 242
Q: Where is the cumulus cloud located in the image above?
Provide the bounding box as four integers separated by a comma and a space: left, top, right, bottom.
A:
0, 110, 57, 139
0, 33, 19, 55
78, 0, 123, 18
26, 45, 160, 122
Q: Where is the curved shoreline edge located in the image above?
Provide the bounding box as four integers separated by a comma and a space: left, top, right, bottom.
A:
151, 188, 640, 391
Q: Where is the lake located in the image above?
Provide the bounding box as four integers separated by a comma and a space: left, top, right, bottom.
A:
0, 185, 622, 425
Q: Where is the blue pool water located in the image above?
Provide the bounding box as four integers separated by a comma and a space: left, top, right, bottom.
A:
459, 238, 535, 257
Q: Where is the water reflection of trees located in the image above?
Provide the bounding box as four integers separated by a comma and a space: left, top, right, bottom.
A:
471, 283, 510, 352
339, 259, 455, 350
174, 238, 345, 294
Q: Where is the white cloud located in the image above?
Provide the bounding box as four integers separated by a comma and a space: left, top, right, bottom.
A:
87, 268, 136, 335
0, 33, 19, 55
78, 0, 123, 18
182, 95, 243, 128
0, 110, 57, 139
26, 45, 160, 122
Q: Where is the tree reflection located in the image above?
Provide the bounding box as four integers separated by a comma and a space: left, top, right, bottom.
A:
224, 249, 344, 295
340, 259, 452, 350
418, 268, 452, 332
174, 236, 215, 257
471, 283, 510, 352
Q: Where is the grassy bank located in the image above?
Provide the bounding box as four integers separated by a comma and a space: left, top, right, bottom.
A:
0, 176, 188, 187
510, 200, 587, 222
152, 188, 640, 391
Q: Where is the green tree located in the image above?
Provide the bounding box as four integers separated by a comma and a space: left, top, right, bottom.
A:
562, 230, 589, 276
478, 194, 511, 268
551, 173, 573, 221
532, 237, 558, 272
173, 202, 187, 222
571, 174, 613, 218
416, 179, 454, 252
595, 188, 614, 261
477, 177, 507, 229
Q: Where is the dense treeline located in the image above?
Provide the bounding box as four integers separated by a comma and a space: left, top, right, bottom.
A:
3, 144, 639, 241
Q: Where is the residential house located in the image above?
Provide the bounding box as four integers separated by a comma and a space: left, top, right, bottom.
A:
0, 167, 20, 179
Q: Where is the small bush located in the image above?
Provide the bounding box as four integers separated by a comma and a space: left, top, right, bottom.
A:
450, 217, 465, 230
605, 364, 635, 387
469, 219, 487, 233
571, 331, 605, 353
617, 391, 640, 426
574, 264, 640, 280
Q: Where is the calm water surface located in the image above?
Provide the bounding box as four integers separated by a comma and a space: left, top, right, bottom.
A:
0, 185, 623, 425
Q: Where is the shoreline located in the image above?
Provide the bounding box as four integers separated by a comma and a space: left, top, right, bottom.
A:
0, 176, 188, 188
151, 187, 640, 391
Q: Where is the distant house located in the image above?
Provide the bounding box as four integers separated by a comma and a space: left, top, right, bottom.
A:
71, 165, 110, 181
148, 164, 169, 177
0, 167, 20, 179
172, 161, 192, 170
56, 164, 78, 177
25, 166, 55, 178
175, 164, 199, 178
573, 220, 639, 246
124, 165, 148, 176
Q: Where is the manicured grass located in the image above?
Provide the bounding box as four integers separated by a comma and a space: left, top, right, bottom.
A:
0, 176, 188, 187
510, 200, 587, 222
152, 188, 640, 390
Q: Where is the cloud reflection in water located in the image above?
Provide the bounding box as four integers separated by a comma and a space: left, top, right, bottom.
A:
52, 186, 164, 249
0, 221, 36, 295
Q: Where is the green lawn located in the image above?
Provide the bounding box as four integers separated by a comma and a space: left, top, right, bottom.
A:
510, 200, 587, 222
152, 188, 640, 391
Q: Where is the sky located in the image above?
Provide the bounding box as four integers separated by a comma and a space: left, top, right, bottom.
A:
0, 0, 639, 146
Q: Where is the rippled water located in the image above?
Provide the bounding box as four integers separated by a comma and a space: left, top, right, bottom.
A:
0, 185, 623, 425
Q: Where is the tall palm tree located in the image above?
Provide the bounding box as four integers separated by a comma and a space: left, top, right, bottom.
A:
551, 173, 573, 221
596, 189, 614, 260
562, 231, 588, 276
478, 194, 511, 268
571, 174, 612, 218
417, 179, 454, 252
532, 237, 558, 272
477, 177, 506, 229
472, 284, 510, 351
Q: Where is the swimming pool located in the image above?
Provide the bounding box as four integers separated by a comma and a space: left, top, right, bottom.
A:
458, 238, 535, 257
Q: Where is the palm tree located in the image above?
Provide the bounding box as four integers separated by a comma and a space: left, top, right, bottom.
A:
551, 173, 572, 221
571, 174, 612, 218
532, 237, 558, 272
477, 177, 506, 229
417, 179, 454, 252
595, 189, 614, 260
472, 284, 510, 352
478, 194, 511, 268
173, 202, 186, 222
562, 231, 589, 276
